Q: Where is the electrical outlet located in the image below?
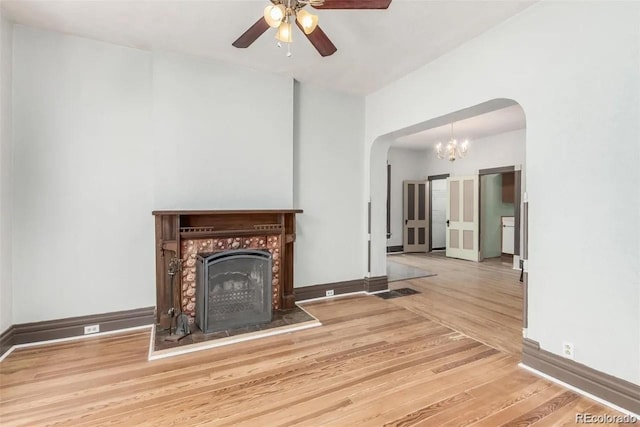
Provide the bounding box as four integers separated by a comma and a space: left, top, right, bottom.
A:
84, 324, 100, 335
563, 342, 574, 360
325, 290, 334, 297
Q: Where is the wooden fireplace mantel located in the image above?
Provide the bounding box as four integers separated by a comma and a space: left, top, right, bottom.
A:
152, 209, 303, 215
153, 209, 302, 326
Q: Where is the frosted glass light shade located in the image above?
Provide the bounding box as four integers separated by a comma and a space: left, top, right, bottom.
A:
275, 22, 293, 43
264, 4, 286, 28
296, 9, 318, 34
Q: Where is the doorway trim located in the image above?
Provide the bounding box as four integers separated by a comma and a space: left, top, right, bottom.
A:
427, 174, 449, 251
478, 166, 521, 259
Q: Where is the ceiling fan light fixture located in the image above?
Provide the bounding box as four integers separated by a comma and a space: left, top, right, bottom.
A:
296, 9, 319, 34
275, 21, 293, 43
264, 4, 286, 28
235, 0, 389, 57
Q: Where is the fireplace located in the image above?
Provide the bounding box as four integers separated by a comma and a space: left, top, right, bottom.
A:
195, 250, 272, 333
152, 210, 302, 329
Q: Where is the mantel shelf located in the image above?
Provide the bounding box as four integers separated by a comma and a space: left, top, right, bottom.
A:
153, 209, 303, 216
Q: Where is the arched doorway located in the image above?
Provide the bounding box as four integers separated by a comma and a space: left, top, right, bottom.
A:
368, 98, 527, 355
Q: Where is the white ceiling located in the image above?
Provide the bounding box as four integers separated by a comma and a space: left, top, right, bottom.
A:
1, 0, 535, 95
393, 104, 526, 151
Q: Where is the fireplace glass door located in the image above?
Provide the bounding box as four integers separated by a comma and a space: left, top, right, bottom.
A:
195, 250, 272, 333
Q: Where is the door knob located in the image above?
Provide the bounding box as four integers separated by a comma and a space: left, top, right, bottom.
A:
446, 220, 450, 227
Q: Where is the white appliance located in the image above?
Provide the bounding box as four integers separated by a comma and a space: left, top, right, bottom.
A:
501, 216, 515, 255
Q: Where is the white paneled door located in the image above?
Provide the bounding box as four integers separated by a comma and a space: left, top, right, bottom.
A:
446, 176, 479, 261
403, 180, 428, 253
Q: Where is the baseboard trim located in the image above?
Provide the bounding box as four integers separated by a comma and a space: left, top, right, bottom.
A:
295, 276, 389, 301
522, 338, 640, 414
0, 306, 155, 359
295, 279, 367, 301
0, 326, 15, 357
364, 276, 388, 293
386, 245, 404, 253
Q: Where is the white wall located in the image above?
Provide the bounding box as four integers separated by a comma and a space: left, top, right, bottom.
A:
366, 1, 640, 384
293, 81, 364, 286
12, 26, 154, 323
152, 52, 293, 209
0, 15, 12, 333
11, 26, 294, 323
386, 148, 429, 248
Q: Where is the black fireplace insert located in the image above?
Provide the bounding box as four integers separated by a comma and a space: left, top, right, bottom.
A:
195, 249, 273, 334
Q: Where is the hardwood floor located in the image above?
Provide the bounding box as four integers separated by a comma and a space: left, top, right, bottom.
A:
1, 290, 628, 425
387, 252, 523, 356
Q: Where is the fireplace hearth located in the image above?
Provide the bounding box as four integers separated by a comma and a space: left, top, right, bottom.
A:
196, 250, 272, 333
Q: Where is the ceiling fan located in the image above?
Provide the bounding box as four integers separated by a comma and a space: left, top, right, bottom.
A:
232, 0, 392, 57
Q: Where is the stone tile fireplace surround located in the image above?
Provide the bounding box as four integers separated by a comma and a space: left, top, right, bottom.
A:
152, 210, 302, 329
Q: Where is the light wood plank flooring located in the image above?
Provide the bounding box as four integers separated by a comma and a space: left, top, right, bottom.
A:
0, 293, 627, 425
388, 253, 523, 356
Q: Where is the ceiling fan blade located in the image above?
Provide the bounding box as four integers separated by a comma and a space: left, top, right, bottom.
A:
312, 0, 391, 9
232, 17, 270, 48
296, 22, 337, 57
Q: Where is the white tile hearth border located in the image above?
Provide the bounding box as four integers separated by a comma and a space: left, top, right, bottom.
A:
147, 305, 321, 361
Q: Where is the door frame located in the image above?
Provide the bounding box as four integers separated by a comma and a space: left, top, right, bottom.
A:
427, 174, 449, 251
478, 165, 522, 262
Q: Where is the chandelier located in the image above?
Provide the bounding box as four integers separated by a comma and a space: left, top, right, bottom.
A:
264, 1, 320, 57
435, 123, 470, 162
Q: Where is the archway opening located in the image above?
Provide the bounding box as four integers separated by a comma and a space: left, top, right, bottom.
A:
369, 98, 527, 356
